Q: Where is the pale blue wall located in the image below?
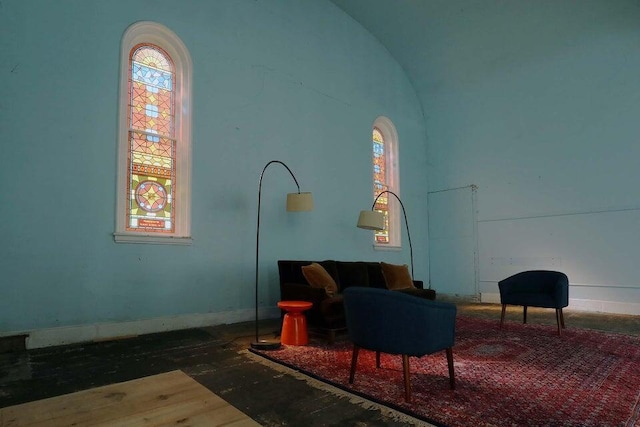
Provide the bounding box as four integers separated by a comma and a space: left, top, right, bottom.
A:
420, 1, 640, 311
0, 0, 427, 333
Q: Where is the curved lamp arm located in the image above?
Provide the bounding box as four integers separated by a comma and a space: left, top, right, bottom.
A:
357, 190, 413, 279
253, 160, 313, 350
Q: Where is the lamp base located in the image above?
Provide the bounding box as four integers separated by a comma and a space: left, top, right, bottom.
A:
250, 339, 281, 350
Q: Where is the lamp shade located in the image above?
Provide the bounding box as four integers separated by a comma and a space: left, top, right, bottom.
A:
357, 210, 385, 230
286, 192, 314, 212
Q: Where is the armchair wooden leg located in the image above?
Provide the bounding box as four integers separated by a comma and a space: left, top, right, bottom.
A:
349, 345, 359, 384
500, 304, 506, 329
446, 347, 455, 390
523, 306, 528, 324
402, 354, 411, 402
376, 351, 381, 368
556, 309, 564, 336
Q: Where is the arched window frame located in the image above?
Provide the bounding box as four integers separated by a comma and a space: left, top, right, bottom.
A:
114, 21, 192, 245
372, 116, 401, 248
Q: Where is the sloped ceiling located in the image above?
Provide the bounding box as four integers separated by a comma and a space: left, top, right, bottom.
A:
329, 0, 554, 97
329, 0, 461, 101
329, 0, 528, 112
329, 0, 635, 109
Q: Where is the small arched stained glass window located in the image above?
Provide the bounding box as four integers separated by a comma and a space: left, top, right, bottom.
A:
126, 44, 176, 233
372, 127, 389, 244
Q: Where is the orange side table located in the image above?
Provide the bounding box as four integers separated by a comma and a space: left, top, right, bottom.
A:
278, 300, 313, 346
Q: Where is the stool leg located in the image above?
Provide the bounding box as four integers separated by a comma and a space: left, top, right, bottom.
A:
523, 306, 528, 324
500, 304, 506, 329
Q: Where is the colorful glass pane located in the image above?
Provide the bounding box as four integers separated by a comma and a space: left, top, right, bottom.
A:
372, 127, 389, 244
136, 180, 168, 213
128, 174, 173, 231
126, 44, 176, 233
133, 46, 172, 71
130, 81, 173, 136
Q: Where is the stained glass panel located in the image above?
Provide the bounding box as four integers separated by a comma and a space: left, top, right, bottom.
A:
127, 174, 173, 231
129, 81, 173, 136
126, 44, 176, 233
372, 127, 389, 244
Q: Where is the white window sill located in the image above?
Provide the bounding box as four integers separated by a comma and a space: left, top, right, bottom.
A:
373, 244, 401, 252
114, 233, 193, 245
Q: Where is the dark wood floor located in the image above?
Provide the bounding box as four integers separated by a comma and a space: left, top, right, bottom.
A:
1, 303, 638, 426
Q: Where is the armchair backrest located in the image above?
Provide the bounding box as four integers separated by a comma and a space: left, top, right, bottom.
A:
499, 270, 569, 306
343, 287, 456, 357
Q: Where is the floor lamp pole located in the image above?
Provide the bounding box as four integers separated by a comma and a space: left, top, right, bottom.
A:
369, 190, 414, 278
251, 160, 312, 350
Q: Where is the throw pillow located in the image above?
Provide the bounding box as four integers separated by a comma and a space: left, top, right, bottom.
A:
380, 262, 415, 290
302, 262, 339, 297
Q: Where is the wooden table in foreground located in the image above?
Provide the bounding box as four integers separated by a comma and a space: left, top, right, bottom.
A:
0, 370, 260, 426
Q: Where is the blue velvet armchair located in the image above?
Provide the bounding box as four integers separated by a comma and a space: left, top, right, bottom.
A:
343, 287, 457, 402
498, 270, 569, 335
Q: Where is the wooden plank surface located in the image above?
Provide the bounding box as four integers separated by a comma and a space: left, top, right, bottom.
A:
0, 370, 260, 427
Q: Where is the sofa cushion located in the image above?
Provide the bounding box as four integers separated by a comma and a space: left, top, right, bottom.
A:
381, 262, 416, 290
336, 261, 369, 291
302, 262, 339, 297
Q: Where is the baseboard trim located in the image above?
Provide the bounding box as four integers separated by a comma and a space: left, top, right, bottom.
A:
1, 307, 281, 350
479, 293, 501, 304
10, 294, 638, 350
480, 293, 640, 315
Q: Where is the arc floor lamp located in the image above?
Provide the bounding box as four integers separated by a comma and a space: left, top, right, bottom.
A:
251, 160, 313, 350
357, 190, 414, 278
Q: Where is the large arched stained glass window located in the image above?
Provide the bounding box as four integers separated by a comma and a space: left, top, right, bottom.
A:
372, 127, 389, 244
127, 44, 175, 233
115, 21, 192, 245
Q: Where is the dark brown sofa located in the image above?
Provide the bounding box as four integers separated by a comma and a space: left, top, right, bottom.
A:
278, 260, 436, 343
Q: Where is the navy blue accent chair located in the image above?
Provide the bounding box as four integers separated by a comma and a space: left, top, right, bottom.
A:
498, 270, 569, 335
343, 287, 457, 402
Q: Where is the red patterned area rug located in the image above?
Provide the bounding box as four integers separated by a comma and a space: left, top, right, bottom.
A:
250, 316, 640, 427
